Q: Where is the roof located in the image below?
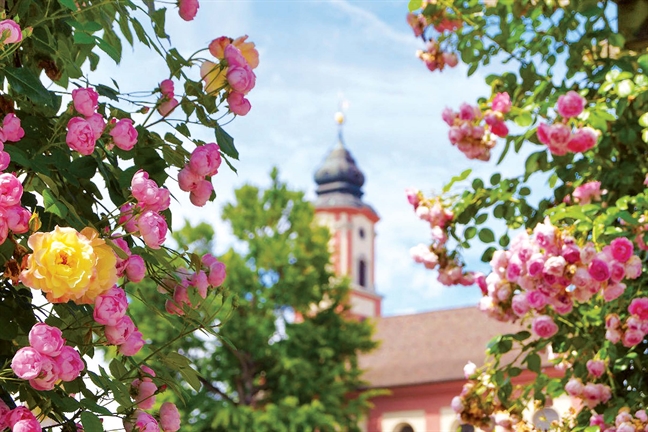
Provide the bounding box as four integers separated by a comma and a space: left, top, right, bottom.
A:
359, 306, 522, 388
314, 141, 365, 199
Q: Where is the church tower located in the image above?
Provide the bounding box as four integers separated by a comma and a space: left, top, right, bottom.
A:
313, 113, 382, 319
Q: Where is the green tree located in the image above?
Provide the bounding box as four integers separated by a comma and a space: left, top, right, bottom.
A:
131, 169, 378, 432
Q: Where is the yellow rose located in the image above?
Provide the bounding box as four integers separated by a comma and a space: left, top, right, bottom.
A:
20, 226, 117, 304
200, 61, 228, 95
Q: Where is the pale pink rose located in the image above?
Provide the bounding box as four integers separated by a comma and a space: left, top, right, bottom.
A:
224, 44, 248, 68
526, 253, 545, 277
159, 402, 181, 432
580, 242, 597, 264
189, 143, 221, 177
2, 113, 24, 141
177, 0, 199, 21
6, 205, 31, 233
532, 315, 558, 338
635, 410, 648, 423
459, 103, 478, 121
533, 218, 556, 251
627, 315, 642, 331
543, 256, 566, 277
572, 267, 593, 288
131, 170, 158, 203
617, 423, 636, 432
606, 314, 621, 329
55, 346, 84, 381
527, 290, 548, 310
226, 65, 256, 94
11, 347, 43, 380
442, 52, 458, 67
450, 396, 464, 413
582, 383, 603, 408
105, 315, 136, 345
134, 380, 157, 409
146, 188, 170, 213
605, 328, 621, 343
629, 297, 648, 320
405, 188, 420, 207
126, 255, 146, 283
565, 378, 583, 397
616, 412, 633, 426
624, 255, 642, 279
29, 355, 60, 391
137, 211, 167, 249
189, 180, 214, 207
12, 419, 42, 432
603, 282, 625, 302
94, 286, 128, 326
110, 118, 138, 151
567, 127, 598, 153
227, 91, 251, 116
158, 98, 179, 117
119, 203, 139, 233
0, 400, 9, 430
463, 361, 476, 378
490, 250, 509, 276
588, 258, 610, 282
622, 329, 644, 347
556, 91, 586, 118
66, 117, 96, 155
191, 270, 209, 298
207, 260, 226, 287
552, 294, 573, 315
0, 19, 22, 44
491, 92, 511, 114
610, 237, 634, 262
441, 107, 457, 126
410, 244, 438, 268
28, 323, 65, 356
160, 80, 174, 98
86, 113, 106, 137
72, 88, 99, 117
178, 166, 202, 192
586, 359, 605, 378
510, 293, 529, 317
572, 181, 602, 205
119, 330, 145, 356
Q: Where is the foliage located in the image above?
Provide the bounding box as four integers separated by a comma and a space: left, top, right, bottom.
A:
130, 170, 379, 432
407, 0, 648, 430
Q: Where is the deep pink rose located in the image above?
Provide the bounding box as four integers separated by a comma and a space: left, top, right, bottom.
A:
527, 253, 545, 277
536, 123, 551, 145
610, 237, 634, 263
105, 315, 135, 345
491, 92, 511, 114
224, 44, 247, 68
586, 359, 605, 378
110, 118, 138, 151
567, 127, 598, 153
189, 180, 213, 207
66, 117, 96, 155
0, 400, 9, 431
126, 255, 146, 283
0, 173, 22, 208
6, 205, 31, 234
629, 297, 648, 320
189, 143, 221, 177
137, 210, 167, 249
588, 258, 610, 282
178, 0, 199, 21
160, 80, 174, 98
11, 347, 43, 380
8, 407, 36, 428
55, 346, 84, 381
622, 328, 644, 347
119, 330, 145, 356
159, 402, 181, 432
459, 103, 478, 121
2, 113, 24, 141
13, 419, 42, 432
28, 323, 65, 356
227, 91, 251, 116
226, 65, 256, 94
94, 286, 128, 326
561, 244, 580, 264
531, 315, 558, 338
0, 19, 22, 44
556, 90, 586, 118
178, 166, 202, 192
72, 88, 99, 117
490, 120, 508, 138
86, 113, 106, 137
0, 150, 10, 171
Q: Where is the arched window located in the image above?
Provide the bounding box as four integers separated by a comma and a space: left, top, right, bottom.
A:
393, 424, 414, 432
358, 259, 366, 287
533, 408, 559, 431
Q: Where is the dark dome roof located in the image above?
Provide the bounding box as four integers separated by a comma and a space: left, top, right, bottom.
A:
314, 142, 365, 199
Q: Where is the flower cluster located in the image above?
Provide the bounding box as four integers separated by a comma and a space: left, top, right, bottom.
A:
113, 237, 146, 283
536, 91, 599, 156
131, 366, 158, 410
201, 36, 259, 116
407, 8, 462, 73
443, 92, 511, 161
178, 143, 221, 206
67, 88, 138, 155
605, 297, 648, 347
564, 181, 605, 205
0, 19, 22, 44
162, 254, 227, 316
0, 113, 26, 170
20, 226, 118, 304
157, 79, 179, 117
479, 218, 642, 324
126, 367, 181, 431
94, 286, 145, 356
0, 403, 42, 432
565, 378, 612, 409
0, 173, 32, 244
416, 39, 458, 72
591, 408, 648, 432
119, 170, 170, 249
10, 323, 84, 391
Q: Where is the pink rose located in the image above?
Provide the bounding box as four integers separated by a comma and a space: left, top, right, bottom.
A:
622, 329, 644, 347
2, 113, 24, 141
606, 314, 620, 329
126, 255, 146, 283
586, 359, 605, 378
224, 44, 248, 68
205, 257, 226, 287
442, 52, 458, 67
191, 270, 209, 298
543, 256, 566, 277
628, 297, 648, 320
86, 113, 106, 137
0, 400, 9, 430
94, 286, 128, 326
72, 88, 99, 117
0, 19, 22, 44
556, 90, 586, 118
610, 237, 634, 263
536, 123, 551, 145
160, 80, 174, 98
6, 206, 31, 234
29, 323, 65, 356
119, 330, 145, 356
547, 123, 572, 155
606, 328, 621, 343
0, 150, 10, 171
603, 282, 625, 302
624, 255, 642, 279
147, 188, 170, 213
11, 347, 43, 380
567, 127, 598, 153
227, 91, 251, 116
572, 267, 593, 288
588, 258, 610, 282
189, 143, 221, 177
137, 210, 167, 249
0, 173, 22, 208
450, 396, 464, 413
526, 253, 545, 277
491, 92, 511, 114
134, 380, 157, 409
131, 170, 159, 206
110, 118, 138, 151
189, 180, 213, 207
459, 103, 478, 121
119, 203, 139, 234
8, 407, 36, 428
55, 346, 84, 381
609, 261, 626, 283
582, 383, 603, 408
490, 120, 508, 138
13, 419, 42, 432
178, 166, 202, 192
226, 65, 256, 94
565, 378, 583, 397
511, 293, 530, 317
572, 181, 602, 205
177, 0, 199, 21
66, 117, 96, 155
105, 315, 136, 345
158, 98, 179, 117
580, 242, 597, 264
29, 355, 60, 391
159, 402, 181, 432
531, 315, 558, 338
441, 107, 457, 126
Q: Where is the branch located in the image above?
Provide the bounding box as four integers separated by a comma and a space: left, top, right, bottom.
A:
198, 376, 237, 405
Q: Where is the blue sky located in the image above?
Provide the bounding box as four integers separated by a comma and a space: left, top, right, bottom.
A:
93, 0, 541, 315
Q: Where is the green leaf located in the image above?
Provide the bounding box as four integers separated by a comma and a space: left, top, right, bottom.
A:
478, 228, 495, 243
80, 399, 113, 416
464, 226, 477, 240
96, 37, 121, 63
525, 353, 541, 373
73, 32, 95, 45
42, 189, 68, 219
215, 125, 239, 160
5, 67, 55, 107
95, 84, 120, 101
639, 54, 648, 72
408, 0, 422, 11
514, 112, 533, 127
179, 366, 202, 392
70, 156, 97, 179
109, 358, 128, 379
81, 412, 104, 432
639, 113, 648, 128
58, 0, 78, 10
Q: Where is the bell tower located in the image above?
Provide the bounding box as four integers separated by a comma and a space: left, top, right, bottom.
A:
313, 113, 381, 319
